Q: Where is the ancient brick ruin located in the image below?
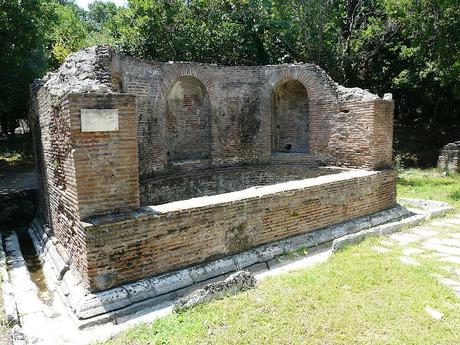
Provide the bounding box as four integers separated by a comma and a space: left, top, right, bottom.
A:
438, 141, 460, 172
30, 46, 396, 301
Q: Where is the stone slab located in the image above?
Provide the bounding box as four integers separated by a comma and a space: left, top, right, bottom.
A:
80, 109, 118, 132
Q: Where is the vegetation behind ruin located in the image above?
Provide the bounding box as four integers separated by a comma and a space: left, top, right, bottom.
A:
1, 0, 459, 167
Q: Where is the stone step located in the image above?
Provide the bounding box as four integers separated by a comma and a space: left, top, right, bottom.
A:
422, 242, 460, 256
425, 237, 460, 248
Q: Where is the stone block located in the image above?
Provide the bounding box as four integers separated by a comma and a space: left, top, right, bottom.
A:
75, 287, 130, 319
188, 258, 236, 283
173, 271, 256, 312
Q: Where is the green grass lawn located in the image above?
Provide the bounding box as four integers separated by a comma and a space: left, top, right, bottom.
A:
397, 168, 460, 211
100, 168, 460, 345
103, 237, 460, 345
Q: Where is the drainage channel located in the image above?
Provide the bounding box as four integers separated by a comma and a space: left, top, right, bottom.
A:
12, 227, 53, 306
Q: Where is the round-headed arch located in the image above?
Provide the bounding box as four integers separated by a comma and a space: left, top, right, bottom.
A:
272, 79, 309, 153
165, 75, 211, 161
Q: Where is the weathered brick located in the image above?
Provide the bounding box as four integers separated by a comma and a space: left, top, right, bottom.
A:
30, 46, 396, 292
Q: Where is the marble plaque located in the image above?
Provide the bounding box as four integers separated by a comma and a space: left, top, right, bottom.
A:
81, 109, 119, 132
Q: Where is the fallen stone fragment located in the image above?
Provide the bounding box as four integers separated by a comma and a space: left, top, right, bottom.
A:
173, 271, 256, 312
425, 306, 443, 320
11, 324, 27, 345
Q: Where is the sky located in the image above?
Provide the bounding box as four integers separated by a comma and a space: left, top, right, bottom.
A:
75, 0, 127, 10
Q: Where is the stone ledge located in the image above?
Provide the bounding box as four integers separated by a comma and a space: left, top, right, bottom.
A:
332, 198, 454, 252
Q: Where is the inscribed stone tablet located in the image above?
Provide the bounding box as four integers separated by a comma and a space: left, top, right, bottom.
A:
81, 109, 119, 132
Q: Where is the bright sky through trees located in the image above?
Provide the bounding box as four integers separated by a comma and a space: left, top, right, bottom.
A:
75, 0, 126, 10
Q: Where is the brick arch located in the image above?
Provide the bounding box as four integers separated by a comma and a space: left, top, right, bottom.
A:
264, 65, 337, 102
162, 72, 212, 162
158, 65, 214, 98
261, 66, 340, 156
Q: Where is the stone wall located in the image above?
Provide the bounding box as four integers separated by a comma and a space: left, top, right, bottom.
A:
438, 141, 460, 172
141, 166, 343, 205
84, 169, 397, 291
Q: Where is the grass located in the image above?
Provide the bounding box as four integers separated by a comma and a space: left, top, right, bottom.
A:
397, 168, 460, 211
102, 238, 460, 345
100, 168, 460, 345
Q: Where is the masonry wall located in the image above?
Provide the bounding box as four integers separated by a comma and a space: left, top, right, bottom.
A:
64, 93, 139, 220
141, 166, 343, 205
112, 53, 395, 188
32, 46, 396, 291
30, 86, 139, 285
30, 87, 87, 280
165, 76, 211, 161
84, 169, 397, 291
272, 80, 309, 153
438, 142, 460, 172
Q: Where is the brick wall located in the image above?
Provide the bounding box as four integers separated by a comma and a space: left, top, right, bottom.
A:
112, 53, 394, 186
31, 46, 396, 291
272, 80, 309, 153
30, 87, 87, 281
141, 166, 343, 205
165, 76, 211, 161
64, 93, 139, 220
30, 88, 139, 286
84, 169, 397, 291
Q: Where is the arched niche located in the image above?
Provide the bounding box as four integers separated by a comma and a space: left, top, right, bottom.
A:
272, 79, 309, 153
165, 76, 211, 161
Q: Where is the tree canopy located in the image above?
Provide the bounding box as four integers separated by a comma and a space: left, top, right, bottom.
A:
1, 0, 459, 166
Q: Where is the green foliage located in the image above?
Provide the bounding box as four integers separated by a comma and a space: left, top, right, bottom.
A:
1, 0, 459, 165
48, 2, 88, 66
342, 0, 460, 166
0, 0, 49, 133
0, 134, 34, 167
398, 168, 460, 211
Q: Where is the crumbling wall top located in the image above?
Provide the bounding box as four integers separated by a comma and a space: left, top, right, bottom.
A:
36, 46, 114, 101
336, 85, 381, 102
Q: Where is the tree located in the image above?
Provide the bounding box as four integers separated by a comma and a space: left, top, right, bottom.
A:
341, 0, 460, 165
0, 0, 49, 133
46, 1, 88, 67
